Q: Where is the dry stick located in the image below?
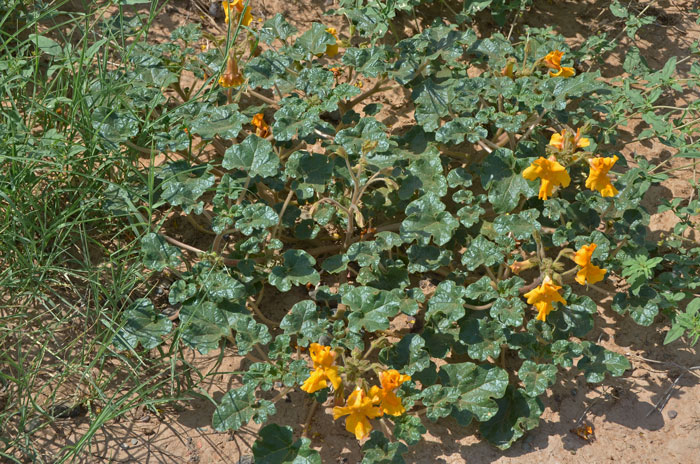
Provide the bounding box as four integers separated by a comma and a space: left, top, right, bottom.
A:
302, 401, 319, 438
646, 373, 685, 417
162, 234, 206, 255
247, 89, 279, 107
465, 302, 494, 311
271, 188, 295, 240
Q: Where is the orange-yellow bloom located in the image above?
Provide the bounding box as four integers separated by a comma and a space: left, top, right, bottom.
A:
522, 157, 571, 200
573, 243, 607, 285
325, 28, 339, 58
369, 370, 410, 416
542, 50, 575, 78
549, 128, 590, 151
585, 156, 619, 197
333, 387, 382, 440
300, 343, 341, 394
219, 54, 244, 88
223, 1, 252, 26
523, 276, 567, 322
501, 60, 515, 79
251, 113, 270, 138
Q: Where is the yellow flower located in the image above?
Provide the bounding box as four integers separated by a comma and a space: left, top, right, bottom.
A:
325, 27, 339, 58
369, 370, 410, 416
251, 113, 270, 138
223, 1, 252, 26
218, 54, 244, 88
573, 243, 607, 285
585, 156, 619, 197
522, 157, 571, 200
542, 50, 575, 78
549, 128, 590, 151
333, 387, 382, 440
501, 60, 515, 79
523, 276, 567, 322
300, 343, 341, 394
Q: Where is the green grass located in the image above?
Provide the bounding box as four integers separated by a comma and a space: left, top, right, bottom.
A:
0, 1, 193, 461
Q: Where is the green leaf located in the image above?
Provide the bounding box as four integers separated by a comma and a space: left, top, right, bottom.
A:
490, 298, 525, 328
518, 361, 557, 397
464, 276, 498, 302
285, 151, 334, 191
439, 362, 508, 422
114, 298, 172, 350
426, 281, 465, 331
253, 424, 320, 464
233, 314, 272, 355
406, 245, 452, 272
213, 384, 275, 432
577, 343, 631, 383
236, 203, 279, 235
179, 299, 245, 354
159, 161, 215, 214
92, 107, 139, 144
378, 334, 430, 375
190, 104, 248, 140
140, 233, 182, 271
28, 34, 62, 56
292, 23, 336, 58
343, 287, 401, 332
342, 46, 389, 78
260, 14, 298, 43
459, 318, 506, 361
479, 386, 543, 449
391, 414, 425, 446
269, 249, 321, 292
400, 193, 458, 246
611, 286, 659, 326
201, 270, 247, 302
461, 236, 503, 271
421, 385, 460, 421
361, 431, 408, 464
245, 50, 294, 90
223, 135, 280, 178
280, 300, 332, 346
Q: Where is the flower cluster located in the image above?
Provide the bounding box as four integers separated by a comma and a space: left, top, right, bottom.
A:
299, 345, 410, 440
522, 127, 619, 199
333, 370, 410, 439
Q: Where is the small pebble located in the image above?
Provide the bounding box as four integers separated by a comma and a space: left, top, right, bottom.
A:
668, 410, 678, 419
131, 439, 138, 445
237, 456, 254, 464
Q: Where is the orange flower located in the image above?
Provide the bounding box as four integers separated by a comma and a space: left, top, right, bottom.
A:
585, 156, 619, 197
542, 50, 575, 78
369, 370, 410, 416
549, 128, 590, 151
223, 1, 252, 26
325, 28, 339, 58
300, 343, 341, 394
333, 387, 382, 440
219, 54, 244, 88
573, 243, 607, 285
522, 157, 571, 200
251, 113, 270, 138
523, 276, 567, 322
501, 60, 515, 79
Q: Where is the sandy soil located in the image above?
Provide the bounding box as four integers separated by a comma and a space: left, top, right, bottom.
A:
24, 0, 700, 463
